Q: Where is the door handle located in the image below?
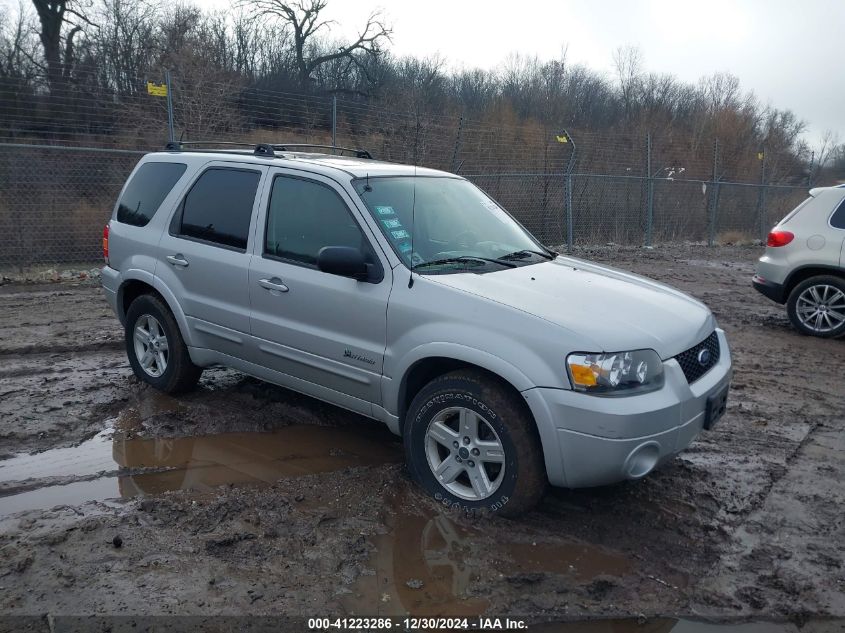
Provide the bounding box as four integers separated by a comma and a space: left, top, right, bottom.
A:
166, 254, 189, 267
258, 277, 289, 293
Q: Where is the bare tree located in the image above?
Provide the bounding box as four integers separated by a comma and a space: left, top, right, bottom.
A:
0, 2, 41, 82
612, 45, 642, 120
30, 0, 94, 91
826, 144, 845, 184
808, 129, 841, 184
91, 0, 158, 95
243, 0, 391, 90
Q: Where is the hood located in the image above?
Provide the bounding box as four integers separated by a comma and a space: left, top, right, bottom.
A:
428, 256, 715, 359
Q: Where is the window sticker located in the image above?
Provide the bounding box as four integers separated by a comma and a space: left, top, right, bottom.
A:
391, 229, 410, 239
381, 218, 402, 229
482, 198, 514, 226
375, 205, 395, 216
398, 241, 412, 253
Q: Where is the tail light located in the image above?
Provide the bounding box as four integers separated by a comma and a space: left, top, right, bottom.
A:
103, 224, 110, 264
767, 230, 794, 247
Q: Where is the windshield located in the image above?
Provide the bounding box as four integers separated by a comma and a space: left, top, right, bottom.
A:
353, 176, 550, 273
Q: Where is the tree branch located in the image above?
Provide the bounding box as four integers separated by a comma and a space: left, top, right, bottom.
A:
240, 0, 390, 88
304, 12, 391, 75
64, 7, 98, 29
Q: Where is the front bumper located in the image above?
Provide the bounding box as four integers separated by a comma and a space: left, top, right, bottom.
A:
523, 329, 732, 488
752, 274, 786, 304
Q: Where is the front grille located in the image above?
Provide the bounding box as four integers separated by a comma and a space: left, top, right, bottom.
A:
674, 331, 720, 384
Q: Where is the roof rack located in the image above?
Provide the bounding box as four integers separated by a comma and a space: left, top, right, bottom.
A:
164, 141, 372, 160
271, 144, 373, 159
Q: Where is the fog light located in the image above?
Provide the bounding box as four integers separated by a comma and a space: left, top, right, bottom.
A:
624, 442, 660, 479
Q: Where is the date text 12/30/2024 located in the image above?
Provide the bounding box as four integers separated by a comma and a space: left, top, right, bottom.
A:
308, 617, 529, 630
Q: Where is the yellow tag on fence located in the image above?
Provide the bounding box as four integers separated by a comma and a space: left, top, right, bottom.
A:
556, 134, 568, 143
147, 82, 168, 97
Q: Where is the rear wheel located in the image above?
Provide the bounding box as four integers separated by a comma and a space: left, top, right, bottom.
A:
404, 369, 546, 517
786, 275, 845, 338
125, 294, 202, 393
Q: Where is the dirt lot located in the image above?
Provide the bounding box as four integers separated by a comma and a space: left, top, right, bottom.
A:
0, 245, 844, 630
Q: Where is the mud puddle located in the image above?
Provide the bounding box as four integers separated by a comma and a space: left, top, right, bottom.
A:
343, 500, 633, 616
0, 423, 401, 518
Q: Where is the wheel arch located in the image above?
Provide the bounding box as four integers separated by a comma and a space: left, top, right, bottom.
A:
392, 344, 566, 488
784, 265, 845, 297
117, 272, 194, 347
394, 344, 535, 431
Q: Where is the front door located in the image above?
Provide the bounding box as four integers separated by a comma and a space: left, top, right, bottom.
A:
248, 171, 391, 410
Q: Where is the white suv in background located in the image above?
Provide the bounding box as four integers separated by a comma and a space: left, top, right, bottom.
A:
753, 186, 845, 338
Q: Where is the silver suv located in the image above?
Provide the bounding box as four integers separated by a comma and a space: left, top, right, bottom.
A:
753, 185, 845, 338
101, 143, 732, 516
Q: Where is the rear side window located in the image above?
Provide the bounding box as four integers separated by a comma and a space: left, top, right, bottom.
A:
831, 198, 845, 229
175, 168, 261, 250
264, 176, 367, 266
116, 162, 186, 226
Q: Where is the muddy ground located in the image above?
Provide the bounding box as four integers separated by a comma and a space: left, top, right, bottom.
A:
0, 245, 843, 630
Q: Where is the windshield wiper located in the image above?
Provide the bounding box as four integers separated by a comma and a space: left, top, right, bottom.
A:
412, 256, 517, 270
499, 249, 556, 261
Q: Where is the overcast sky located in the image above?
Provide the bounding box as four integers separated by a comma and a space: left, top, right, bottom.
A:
4, 0, 841, 147
291, 0, 843, 148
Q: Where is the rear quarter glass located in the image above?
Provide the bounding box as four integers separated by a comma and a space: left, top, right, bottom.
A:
830, 197, 845, 229
116, 162, 187, 227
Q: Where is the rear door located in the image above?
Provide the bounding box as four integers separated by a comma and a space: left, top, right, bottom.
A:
156, 162, 267, 359
248, 170, 391, 411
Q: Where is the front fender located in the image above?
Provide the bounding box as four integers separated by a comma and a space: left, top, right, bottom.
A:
386, 341, 567, 489
386, 342, 536, 419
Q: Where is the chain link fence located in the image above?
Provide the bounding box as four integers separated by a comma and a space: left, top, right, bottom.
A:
0, 72, 811, 272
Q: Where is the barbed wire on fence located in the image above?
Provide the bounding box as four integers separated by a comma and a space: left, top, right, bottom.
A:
0, 71, 812, 272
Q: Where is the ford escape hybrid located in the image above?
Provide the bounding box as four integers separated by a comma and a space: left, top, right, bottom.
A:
102, 142, 732, 516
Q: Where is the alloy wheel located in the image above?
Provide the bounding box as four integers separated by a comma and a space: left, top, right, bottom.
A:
796, 284, 845, 333
133, 314, 169, 377
424, 407, 506, 501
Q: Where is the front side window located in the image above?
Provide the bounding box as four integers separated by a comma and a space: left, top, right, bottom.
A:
264, 175, 369, 266
116, 162, 186, 227
176, 168, 260, 250
353, 176, 550, 273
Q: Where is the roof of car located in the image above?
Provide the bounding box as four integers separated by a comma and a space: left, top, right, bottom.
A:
148, 148, 453, 180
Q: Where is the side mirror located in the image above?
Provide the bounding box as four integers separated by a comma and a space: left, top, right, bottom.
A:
317, 246, 368, 280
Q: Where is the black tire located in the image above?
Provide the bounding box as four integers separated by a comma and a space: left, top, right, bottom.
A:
786, 275, 845, 339
403, 369, 546, 517
124, 293, 202, 393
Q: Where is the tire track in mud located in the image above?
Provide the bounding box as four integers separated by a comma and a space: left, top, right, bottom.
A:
692, 417, 845, 618
0, 341, 124, 358
0, 283, 122, 357
0, 282, 129, 455
0, 349, 133, 457
582, 245, 845, 616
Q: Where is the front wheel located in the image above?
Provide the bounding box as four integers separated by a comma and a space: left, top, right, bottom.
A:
786, 275, 845, 338
125, 293, 202, 393
404, 369, 546, 517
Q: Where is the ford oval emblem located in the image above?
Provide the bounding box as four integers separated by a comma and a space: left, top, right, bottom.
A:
697, 348, 711, 366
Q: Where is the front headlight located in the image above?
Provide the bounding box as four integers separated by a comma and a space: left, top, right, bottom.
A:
566, 349, 664, 396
